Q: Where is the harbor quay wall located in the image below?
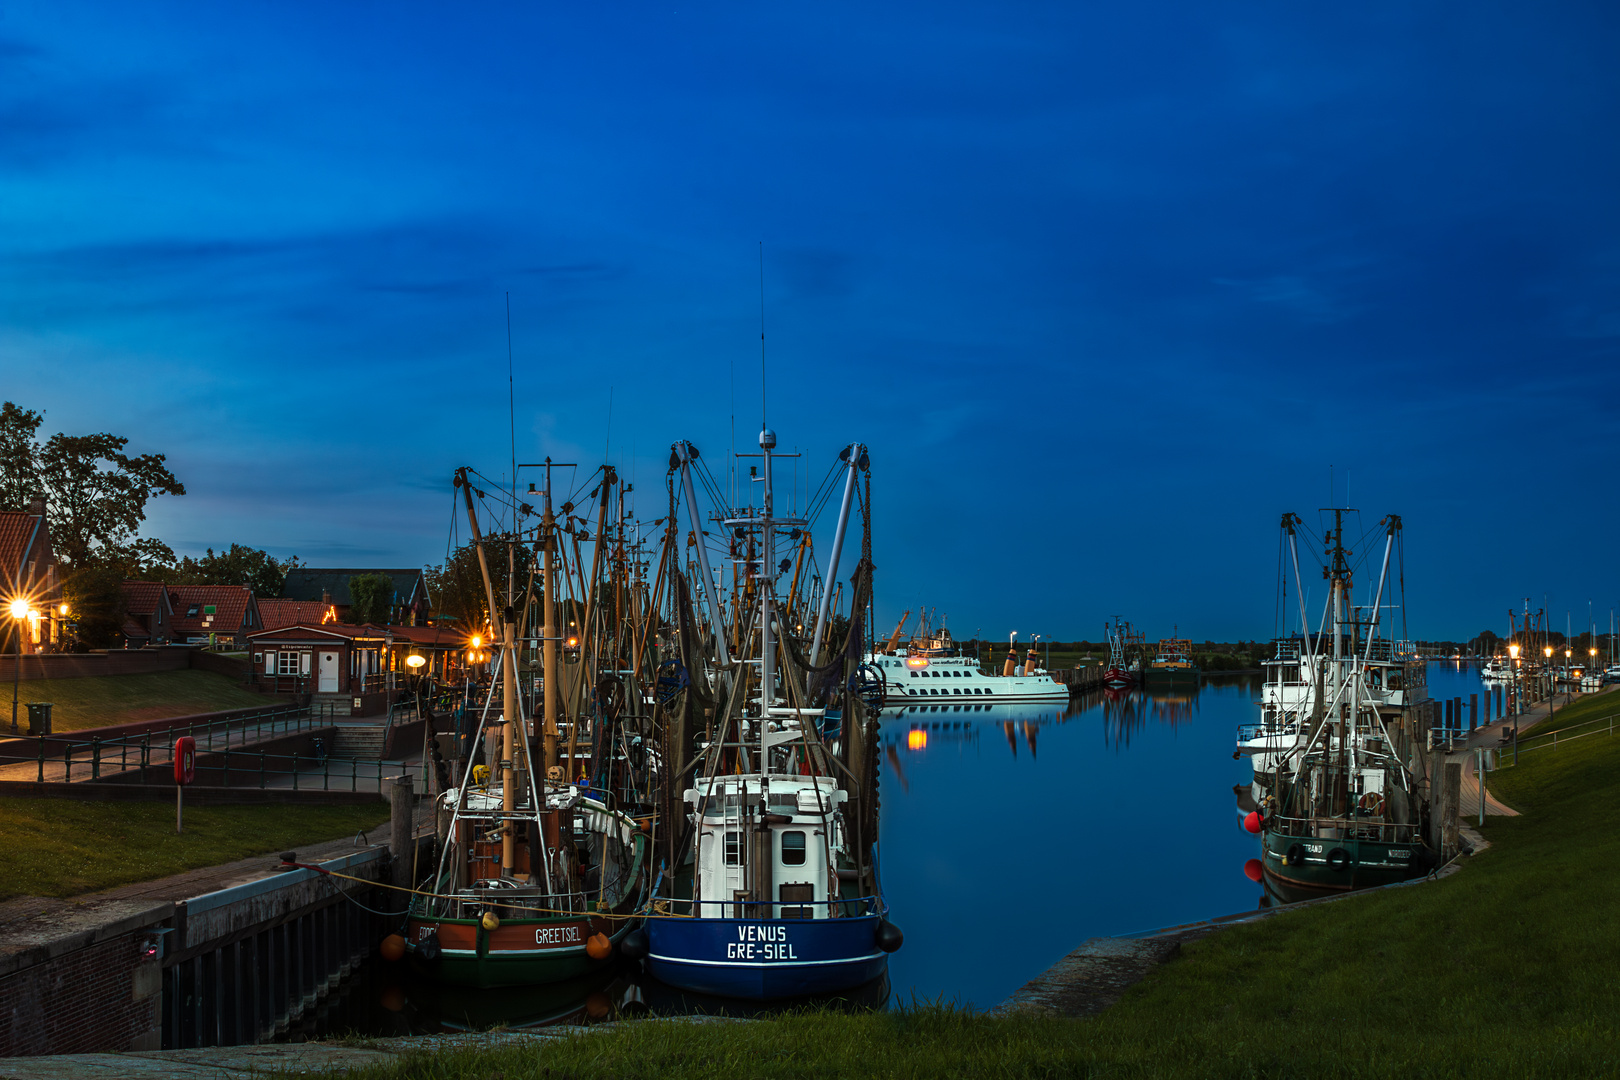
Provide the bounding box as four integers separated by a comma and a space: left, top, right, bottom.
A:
0, 899, 173, 1056
0, 846, 404, 1055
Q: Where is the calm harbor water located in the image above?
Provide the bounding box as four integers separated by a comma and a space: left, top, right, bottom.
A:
877, 675, 1264, 1008
314, 662, 1494, 1032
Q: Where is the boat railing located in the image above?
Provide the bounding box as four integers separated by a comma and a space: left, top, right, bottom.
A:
1265, 813, 1421, 845
657, 894, 886, 920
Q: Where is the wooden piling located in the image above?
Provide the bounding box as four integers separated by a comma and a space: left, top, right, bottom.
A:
389, 775, 413, 888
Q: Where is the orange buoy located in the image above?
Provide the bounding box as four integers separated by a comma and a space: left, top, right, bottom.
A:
379, 985, 407, 1012
379, 933, 406, 962
586, 932, 613, 960
585, 991, 612, 1019
1243, 858, 1264, 882
1243, 811, 1263, 834
481, 911, 501, 932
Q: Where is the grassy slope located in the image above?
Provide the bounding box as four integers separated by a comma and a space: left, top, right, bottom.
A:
6, 669, 268, 732
0, 798, 389, 899
336, 700, 1620, 1079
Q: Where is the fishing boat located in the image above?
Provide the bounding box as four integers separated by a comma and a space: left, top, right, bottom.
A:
405, 467, 653, 987
1103, 617, 1143, 689
626, 433, 900, 1000
1243, 511, 1437, 902
1143, 634, 1199, 685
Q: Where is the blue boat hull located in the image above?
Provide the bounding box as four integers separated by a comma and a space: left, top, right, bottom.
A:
646, 915, 888, 1000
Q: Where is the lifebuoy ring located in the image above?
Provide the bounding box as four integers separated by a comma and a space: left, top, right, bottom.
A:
1285, 843, 1305, 866
1358, 791, 1385, 817
1327, 848, 1352, 872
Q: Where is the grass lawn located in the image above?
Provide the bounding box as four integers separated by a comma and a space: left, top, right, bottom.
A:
0, 798, 389, 899
7, 669, 269, 732
334, 700, 1620, 1078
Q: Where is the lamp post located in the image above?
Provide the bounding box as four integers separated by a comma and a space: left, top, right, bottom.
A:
1544, 645, 1556, 721
1508, 641, 1521, 720
9, 597, 29, 735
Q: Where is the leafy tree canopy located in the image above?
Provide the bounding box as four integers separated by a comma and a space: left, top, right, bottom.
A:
347, 572, 396, 625
427, 534, 533, 632
163, 544, 301, 598
0, 401, 185, 568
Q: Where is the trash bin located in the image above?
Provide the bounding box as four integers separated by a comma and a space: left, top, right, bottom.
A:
25, 702, 52, 737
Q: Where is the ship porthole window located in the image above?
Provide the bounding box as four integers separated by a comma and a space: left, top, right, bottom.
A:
781, 831, 806, 865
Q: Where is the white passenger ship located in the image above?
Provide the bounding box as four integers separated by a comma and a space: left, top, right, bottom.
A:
867, 628, 1069, 706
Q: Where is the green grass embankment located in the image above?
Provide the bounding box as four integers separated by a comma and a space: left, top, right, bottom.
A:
1, 798, 389, 900
333, 697, 1620, 1079
5, 669, 268, 732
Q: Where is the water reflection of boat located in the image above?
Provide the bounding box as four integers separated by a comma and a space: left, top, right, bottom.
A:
394, 967, 637, 1031
634, 970, 889, 1018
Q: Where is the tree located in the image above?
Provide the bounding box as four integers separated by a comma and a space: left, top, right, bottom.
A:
1, 404, 185, 568
0, 402, 43, 511
165, 544, 300, 597
348, 573, 396, 625
426, 535, 533, 631
39, 432, 185, 568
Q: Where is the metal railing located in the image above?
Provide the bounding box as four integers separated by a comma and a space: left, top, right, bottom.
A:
1495, 712, 1616, 764
24, 704, 314, 783
57, 739, 398, 792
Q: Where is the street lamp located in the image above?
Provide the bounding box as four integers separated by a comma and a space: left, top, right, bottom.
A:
9, 597, 28, 734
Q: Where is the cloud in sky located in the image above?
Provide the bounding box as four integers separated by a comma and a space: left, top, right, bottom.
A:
3, 0, 1618, 639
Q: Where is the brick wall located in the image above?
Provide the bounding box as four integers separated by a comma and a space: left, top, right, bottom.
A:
0, 903, 170, 1056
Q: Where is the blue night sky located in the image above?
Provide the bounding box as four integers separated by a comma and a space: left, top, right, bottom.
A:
3, 2, 1617, 642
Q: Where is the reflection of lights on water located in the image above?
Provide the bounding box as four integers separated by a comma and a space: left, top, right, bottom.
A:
906, 729, 928, 750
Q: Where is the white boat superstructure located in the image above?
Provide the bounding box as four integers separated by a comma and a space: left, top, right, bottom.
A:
867, 637, 1068, 706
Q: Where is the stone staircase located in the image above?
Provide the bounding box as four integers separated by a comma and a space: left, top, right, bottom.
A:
330, 724, 388, 760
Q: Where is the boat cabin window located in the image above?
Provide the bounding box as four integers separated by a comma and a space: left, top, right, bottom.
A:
724, 831, 741, 866
1387, 671, 1404, 690
781, 831, 806, 865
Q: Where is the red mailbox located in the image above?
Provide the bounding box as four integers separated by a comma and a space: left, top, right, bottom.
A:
173, 736, 196, 785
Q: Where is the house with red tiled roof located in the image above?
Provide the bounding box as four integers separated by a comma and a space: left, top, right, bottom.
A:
166, 585, 262, 646
257, 598, 340, 631
0, 494, 64, 654
119, 581, 176, 646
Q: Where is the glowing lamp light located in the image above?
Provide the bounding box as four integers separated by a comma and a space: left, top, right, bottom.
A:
1508, 643, 1520, 659
470, 635, 482, 648
905, 655, 929, 670
405, 654, 426, 669
566, 635, 580, 649
7, 598, 26, 619
1544, 646, 1554, 659
58, 603, 69, 616
907, 729, 927, 750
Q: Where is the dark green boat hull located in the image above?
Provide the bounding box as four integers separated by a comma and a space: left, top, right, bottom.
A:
1260, 828, 1427, 903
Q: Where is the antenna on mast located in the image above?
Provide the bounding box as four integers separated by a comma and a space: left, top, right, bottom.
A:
506, 292, 518, 519
759, 240, 767, 429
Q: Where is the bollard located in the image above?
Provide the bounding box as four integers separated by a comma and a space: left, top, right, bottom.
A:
1469, 694, 1477, 731
390, 775, 414, 888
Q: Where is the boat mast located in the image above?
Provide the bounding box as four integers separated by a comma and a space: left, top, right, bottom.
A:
809, 443, 862, 665
759, 427, 777, 765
